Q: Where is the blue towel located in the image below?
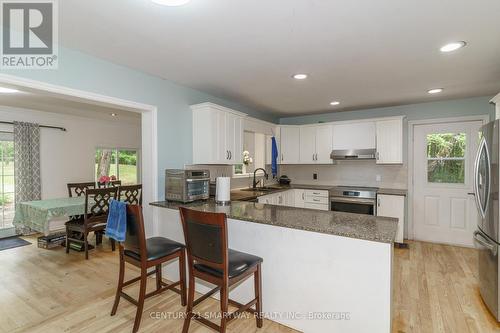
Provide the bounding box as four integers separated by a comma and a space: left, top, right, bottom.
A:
106, 200, 127, 242
271, 136, 278, 177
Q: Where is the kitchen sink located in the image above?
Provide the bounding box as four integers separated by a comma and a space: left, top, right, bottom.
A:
240, 186, 281, 192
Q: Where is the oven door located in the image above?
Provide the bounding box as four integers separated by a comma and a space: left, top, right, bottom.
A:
330, 197, 376, 215
185, 178, 210, 200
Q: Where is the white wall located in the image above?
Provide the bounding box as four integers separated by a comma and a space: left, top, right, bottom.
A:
0, 106, 141, 199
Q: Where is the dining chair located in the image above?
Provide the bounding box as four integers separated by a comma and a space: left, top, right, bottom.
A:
65, 187, 118, 259
111, 204, 187, 333
179, 207, 263, 333
67, 182, 96, 197
97, 180, 122, 188
118, 184, 142, 205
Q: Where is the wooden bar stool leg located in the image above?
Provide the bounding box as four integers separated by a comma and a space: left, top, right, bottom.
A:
255, 264, 263, 328
182, 269, 195, 333
220, 283, 229, 333
156, 264, 162, 291
84, 232, 89, 260
179, 250, 187, 306
111, 239, 116, 251
65, 226, 70, 254
111, 250, 125, 316
133, 268, 148, 333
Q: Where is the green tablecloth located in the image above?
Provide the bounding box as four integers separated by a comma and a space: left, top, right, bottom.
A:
13, 197, 86, 235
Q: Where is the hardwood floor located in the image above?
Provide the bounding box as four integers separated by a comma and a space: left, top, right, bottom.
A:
393, 240, 500, 333
1, 237, 500, 332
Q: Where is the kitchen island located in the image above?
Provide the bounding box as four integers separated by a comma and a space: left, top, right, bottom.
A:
151, 200, 397, 333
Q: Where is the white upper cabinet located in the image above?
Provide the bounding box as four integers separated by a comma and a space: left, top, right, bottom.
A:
299, 125, 333, 164
191, 103, 245, 165
299, 126, 316, 163
376, 118, 403, 164
280, 126, 300, 164
332, 122, 376, 150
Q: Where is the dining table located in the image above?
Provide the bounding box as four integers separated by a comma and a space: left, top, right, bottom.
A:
13, 197, 86, 236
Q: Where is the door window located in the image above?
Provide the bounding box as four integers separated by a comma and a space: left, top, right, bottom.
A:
95, 148, 139, 185
426, 133, 466, 183
0, 137, 14, 230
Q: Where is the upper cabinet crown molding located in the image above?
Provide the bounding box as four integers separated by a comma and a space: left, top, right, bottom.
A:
190, 102, 248, 118
491, 92, 500, 104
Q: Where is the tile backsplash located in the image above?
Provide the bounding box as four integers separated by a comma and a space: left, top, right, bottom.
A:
280, 160, 407, 189
186, 164, 275, 189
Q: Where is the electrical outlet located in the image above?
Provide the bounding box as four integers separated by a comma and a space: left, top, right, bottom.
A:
376, 175, 381, 182
313, 173, 318, 180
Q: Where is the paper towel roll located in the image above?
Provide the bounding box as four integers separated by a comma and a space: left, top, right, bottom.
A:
216, 177, 231, 204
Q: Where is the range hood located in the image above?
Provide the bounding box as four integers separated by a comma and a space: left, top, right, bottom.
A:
330, 148, 376, 160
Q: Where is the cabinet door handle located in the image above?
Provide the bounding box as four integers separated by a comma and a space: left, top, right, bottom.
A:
226, 151, 229, 160
281, 154, 284, 161
302, 192, 305, 200
229, 151, 232, 160
315, 153, 318, 161
377, 198, 380, 207
312, 153, 315, 161
313, 198, 320, 202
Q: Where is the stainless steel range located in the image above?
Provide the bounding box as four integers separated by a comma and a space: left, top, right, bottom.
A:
329, 186, 378, 215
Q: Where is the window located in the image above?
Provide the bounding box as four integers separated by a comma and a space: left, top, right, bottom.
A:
95, 148, 140, 185
427, 133, 466, 184
234, 131, 266, 177
0, 135, 14, 229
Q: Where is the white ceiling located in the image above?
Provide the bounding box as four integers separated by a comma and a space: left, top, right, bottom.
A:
60, 0, 500, 116
0, 85, 141, 124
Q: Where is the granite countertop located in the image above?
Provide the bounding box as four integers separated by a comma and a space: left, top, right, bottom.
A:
151, 200, 398, 244
377, 188, 407, 196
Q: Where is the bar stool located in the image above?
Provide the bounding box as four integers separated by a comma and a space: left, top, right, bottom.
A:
179, 207, 263, 333
111, 205, 187, 333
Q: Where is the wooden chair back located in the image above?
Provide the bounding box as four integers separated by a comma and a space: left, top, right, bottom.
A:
84, 187, 118, 224
179, 207, 228, 275
118, 184, 142, 205
67, 182, 95, 197
122, 205, 148, 263
97, 180, 122, 188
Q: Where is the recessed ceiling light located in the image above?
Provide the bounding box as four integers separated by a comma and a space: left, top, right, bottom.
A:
110, 113, 117, 117
330, 101, 340, 106
428, 88, 443, 94
440, 41, 466, 53
0, 87, 19, 93
292, 73, 308, 80
151, 0, 191, 6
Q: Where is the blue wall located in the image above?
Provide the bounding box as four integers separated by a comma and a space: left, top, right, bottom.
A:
0, 47, 279, 198
279, 96, 495, 125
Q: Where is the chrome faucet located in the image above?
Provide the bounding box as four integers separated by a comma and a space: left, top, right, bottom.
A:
253, 168, 269, 189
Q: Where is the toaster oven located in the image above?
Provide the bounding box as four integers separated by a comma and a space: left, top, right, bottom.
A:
165, 169, 210, 203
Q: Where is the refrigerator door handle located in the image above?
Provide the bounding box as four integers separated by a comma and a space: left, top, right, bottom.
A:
474, 230, 497, 256
474, 137, 489, 218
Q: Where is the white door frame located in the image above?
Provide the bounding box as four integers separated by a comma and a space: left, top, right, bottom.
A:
0, 73, 159, 235
407, 115, 490, 241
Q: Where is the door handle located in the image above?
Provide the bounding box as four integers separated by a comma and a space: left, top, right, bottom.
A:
281, 154, 284, 161
474, 230, 497, 255
467, 192, 475, 196
229, 151, 232, 160
226, 151, 229, 160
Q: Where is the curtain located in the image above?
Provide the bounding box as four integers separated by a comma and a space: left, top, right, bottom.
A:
14, 121, 41, 203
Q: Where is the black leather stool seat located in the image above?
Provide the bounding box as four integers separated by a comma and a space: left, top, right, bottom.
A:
124, 237, 184, 262
194, 249, 263, 279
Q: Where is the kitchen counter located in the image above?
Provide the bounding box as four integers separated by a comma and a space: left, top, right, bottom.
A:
377, 188, 408, 196
151, 199, 394, 332
151, 199, 398, 243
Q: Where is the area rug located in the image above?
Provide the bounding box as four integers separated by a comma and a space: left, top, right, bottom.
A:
0, 237, 31, 251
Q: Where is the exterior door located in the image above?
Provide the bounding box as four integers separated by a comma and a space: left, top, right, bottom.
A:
413, 120, 482, 246
0, 134, 15, 238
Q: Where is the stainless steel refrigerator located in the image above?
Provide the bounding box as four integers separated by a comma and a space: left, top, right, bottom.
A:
473, 119, 500, 320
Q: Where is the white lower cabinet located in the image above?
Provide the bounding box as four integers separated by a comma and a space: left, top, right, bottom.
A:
376, 194, 405, 243
258, 189, 329, 211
